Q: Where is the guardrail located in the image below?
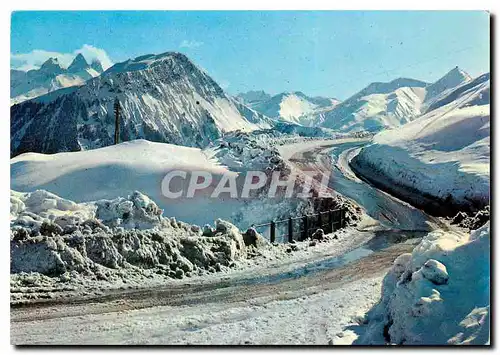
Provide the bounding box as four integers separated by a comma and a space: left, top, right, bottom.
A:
249, 207, 347, 243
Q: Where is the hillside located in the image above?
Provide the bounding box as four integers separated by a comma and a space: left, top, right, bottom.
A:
320, 69, 471, 133
351, 72, 490, 214
238, 91, 340, 126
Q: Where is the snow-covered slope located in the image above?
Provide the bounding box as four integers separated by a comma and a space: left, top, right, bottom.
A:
320, 69, 471, 133
10, 54, 103, 105
11, 140, 230, 226
357, 222, 489, 345
423, 67, 472, 107
351, 73, 490, 214
320, 78, 428, 132
11, 52, 273, 156
247, 91, 340, 126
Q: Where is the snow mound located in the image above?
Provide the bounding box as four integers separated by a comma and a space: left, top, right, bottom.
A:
11, 190, 96, 232
11, 189, 268, 281
11, 140, 230, 227
94, 191, 163, 230
11, 189, 168, 234
12, 135, 353, 230
356, 223, 490, 345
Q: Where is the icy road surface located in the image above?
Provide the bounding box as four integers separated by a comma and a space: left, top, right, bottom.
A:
12, 139, 441, 345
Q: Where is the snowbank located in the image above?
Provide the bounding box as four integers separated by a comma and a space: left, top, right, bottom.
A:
11, 189, 269, 283
355, 223, 490, 345
352, 73, 490, 215
10, 188, 360, 305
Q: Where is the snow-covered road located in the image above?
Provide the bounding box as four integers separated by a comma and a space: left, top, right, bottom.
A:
11, 238, 419, 345
280, 139, 446, 232
11, 139, 439, 345
11, 273, 386, 345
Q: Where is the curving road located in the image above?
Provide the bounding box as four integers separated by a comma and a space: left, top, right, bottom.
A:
281, 139, 447, 232
11, 138, 445, 345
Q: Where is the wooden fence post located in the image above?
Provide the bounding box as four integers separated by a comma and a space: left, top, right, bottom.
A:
114, 97, 121, 145
270, 221, 276, 243
340, 208, 346, 228
329, 210, 334, 233
302, 215, 308, 241
288, 217, 293, 243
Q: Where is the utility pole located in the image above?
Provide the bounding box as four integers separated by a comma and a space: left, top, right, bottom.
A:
114, 97, 121, 145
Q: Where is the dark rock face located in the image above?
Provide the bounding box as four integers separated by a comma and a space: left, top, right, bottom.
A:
67, 53, 90, 73
451, 206, 490, 231
11, 95, 83, 156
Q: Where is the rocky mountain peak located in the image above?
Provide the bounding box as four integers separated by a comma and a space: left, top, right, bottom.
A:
39, 57, 64, 74
90, 59, 104, 73
67, 53, 90, 73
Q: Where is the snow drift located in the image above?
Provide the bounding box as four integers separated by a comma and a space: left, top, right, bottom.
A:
11, 139, 239, 227
351, 73, 490, 215
11, 135, 352, 230
355, 222, 490, 345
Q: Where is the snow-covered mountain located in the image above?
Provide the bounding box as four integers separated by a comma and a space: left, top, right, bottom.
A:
239, 91, 340, 126
423, 66, 472, 106
11, 52, 273, 157
236, 90, 272, 107
352, 72, 490, 214
320, 68, 472, 133
320, 78, 428, 132
10, 54, 103, 105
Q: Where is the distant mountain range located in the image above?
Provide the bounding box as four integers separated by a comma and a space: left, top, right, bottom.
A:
237, 67, 472, 132
11, 53, 104, 105
236, 91, 340, 126
10, 48, 479, 157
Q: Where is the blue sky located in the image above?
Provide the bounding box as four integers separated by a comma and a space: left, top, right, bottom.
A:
11, 11, 489, 99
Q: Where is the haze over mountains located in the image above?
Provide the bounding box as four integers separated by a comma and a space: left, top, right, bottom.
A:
10, 53, 104, 105
10, 50, 478, 156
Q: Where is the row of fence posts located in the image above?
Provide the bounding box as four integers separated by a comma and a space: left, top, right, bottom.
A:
262, 207, 347, 244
